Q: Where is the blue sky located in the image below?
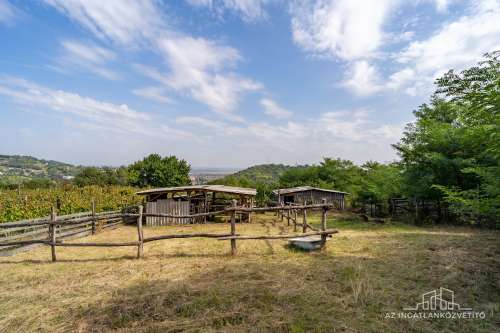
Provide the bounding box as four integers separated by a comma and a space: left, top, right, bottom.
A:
0, 0, 499, 168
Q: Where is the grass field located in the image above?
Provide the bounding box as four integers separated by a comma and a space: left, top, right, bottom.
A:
0, 212, 499, 332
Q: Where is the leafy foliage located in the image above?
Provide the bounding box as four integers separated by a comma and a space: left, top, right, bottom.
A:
226, 164, 294, 184
74, 167, 129, 187
279, 158, 402, 211
127, 154, 191, 188
0, 185, 140, 222
394, 51, 500, 227
209, 164, 299, 206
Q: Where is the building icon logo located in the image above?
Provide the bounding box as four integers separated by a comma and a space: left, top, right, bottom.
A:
404, 287, 472, 311
385, 287, 485, 320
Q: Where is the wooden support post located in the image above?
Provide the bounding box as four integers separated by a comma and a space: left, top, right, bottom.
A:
281, 203, 284, 221
302, 208, 307, 233
286, 203, 291, 226
248, 197, 253, 224
50, 207, 57, 262
293, 209, 298, 232
91, 199, 96, 235
321, 199, 327, 244
137, 205, 144, 258
230, 199, 237, 255
276, 193, 280, 216
203, 191, 208, 224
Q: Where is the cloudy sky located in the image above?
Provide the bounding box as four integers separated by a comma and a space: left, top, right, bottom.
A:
0, 0, 499, 167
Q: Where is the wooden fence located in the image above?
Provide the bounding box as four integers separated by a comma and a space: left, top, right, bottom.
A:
0, 203, 136, 256
0, 200, 338, 261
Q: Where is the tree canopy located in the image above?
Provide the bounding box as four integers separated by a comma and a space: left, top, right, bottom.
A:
394, 51, 500, 227
127, 154, 191, 188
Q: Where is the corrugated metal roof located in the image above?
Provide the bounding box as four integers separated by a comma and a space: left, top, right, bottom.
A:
273, 186, 349, 195
136, 185, 257, 196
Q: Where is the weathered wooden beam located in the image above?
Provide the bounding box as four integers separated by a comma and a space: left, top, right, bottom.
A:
55, 241, 139, 247
91, 199, 96, 235
0, 239, 49, 247
321, 199, 327, 244
0, 220, 50, 228
230, 199, 237, 255
143, 233, 234, 243
50, 207, 57, 262
227, 204, 333, 213
302, 209, 307, 233
137, 205, 144, 258
217, 229, 338, 240
138, 209, 226, 219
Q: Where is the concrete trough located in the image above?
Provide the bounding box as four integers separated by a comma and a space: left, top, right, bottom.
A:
288, 235, 326, 251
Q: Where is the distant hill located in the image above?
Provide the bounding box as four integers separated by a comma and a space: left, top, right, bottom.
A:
0, 155, 83, 183
212, 164, 297, 185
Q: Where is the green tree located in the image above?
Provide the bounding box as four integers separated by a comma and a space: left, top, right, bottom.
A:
74, 167, 128, 187
127, 154, 191, 187
357, 162, 402, 214
394, 51, 500, 227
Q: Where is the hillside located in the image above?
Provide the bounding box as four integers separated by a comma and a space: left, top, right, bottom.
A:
0, 155, 83, 183
213, 164, 298, 185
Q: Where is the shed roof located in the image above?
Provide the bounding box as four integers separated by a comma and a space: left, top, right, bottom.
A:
273, 186, 349, 195
136, 185, 257, 196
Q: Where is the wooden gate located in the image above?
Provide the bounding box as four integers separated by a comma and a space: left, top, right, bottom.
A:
145, 199, 190, 226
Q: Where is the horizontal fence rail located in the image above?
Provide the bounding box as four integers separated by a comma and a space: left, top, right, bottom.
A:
0, 202, 135, 256
0, 200, 338, 261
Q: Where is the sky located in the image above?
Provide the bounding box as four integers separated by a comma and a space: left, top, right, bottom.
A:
0, 0, 499, 168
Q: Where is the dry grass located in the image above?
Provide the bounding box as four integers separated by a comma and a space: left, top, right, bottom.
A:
0, 212, 499, 332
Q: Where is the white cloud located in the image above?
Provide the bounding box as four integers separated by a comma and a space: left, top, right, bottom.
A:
45, 0, 261, 117
62, 39, 115, 63
175, 109, 404, 160
260, 98, 292, 118
156, 36, 261, 116
389, 1, 500, 95
342, 61, 382, 96
44, 0, 166, 45
315, 109, 403, 142
175, 116, 245, 136
57, 40, 120, 80
0, 0, 17, 24
186, 0, 268, 21
0, 76, 171, 138
290, 0, 398, 60
434, 0, 451, 12
132, 86, 172, 104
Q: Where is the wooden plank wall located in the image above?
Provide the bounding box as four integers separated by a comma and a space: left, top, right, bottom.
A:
145, 199, 190, 226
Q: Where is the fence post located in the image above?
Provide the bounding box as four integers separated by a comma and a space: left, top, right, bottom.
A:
230, 199, 237, 255
137, 205, 144, 258
50, 206, 57, 262
293, 209, 298, 232
286, 203, 290, 226
280, 203, 284, 222
302, 208, 307, 233
321, 199, 327, 244
91, 199, 96, 235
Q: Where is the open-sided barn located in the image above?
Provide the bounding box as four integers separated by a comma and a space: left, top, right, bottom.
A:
136, 185, 256, 226
274, 186, 347, 209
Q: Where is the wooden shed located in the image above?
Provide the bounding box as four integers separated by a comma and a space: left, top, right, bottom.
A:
274, 186, 347, 209
136, 185, 257, 226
